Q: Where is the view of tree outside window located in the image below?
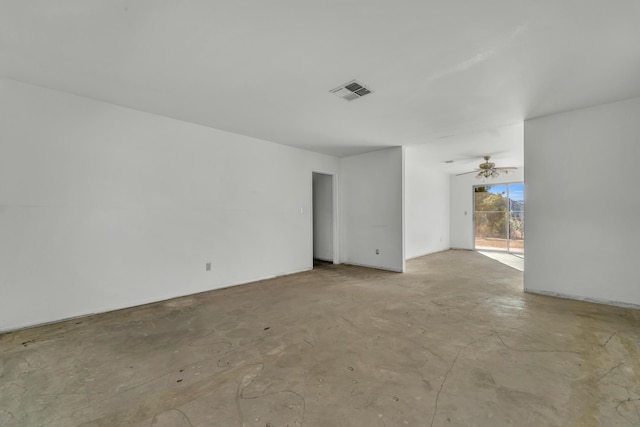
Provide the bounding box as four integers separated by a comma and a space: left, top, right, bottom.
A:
474, 183, 524, 253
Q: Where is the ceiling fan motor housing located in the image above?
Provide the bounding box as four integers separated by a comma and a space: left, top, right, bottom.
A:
479, 161, 495, 170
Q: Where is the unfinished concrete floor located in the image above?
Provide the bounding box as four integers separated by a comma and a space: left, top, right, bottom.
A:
1, 250, 639, 426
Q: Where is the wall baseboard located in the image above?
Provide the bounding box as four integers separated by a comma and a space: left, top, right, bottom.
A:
525, 288, 640, 311
343, 261, 403, 273
405, 248, 450, 260
0, 266, 313, 334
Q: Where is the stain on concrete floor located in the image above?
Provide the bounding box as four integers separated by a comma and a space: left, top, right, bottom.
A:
1, 250, 639, 426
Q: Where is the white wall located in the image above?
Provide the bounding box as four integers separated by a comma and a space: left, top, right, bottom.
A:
450, 169, 524, 249
340, 148, 404, 272
0, 79, 340, 331
312, 172, 333, 261
524, 97, 640, 307
404, 146, 450, 259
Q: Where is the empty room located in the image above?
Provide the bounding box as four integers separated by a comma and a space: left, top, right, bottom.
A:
1, 2, 639, 426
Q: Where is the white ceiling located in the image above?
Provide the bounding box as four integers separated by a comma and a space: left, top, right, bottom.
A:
1, 1, 639, 163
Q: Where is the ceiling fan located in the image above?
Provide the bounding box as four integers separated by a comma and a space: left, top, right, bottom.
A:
456, 156, 518, 179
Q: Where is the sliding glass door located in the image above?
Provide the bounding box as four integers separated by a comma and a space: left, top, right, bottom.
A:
474, 183, 524, 253
507, 183, 524, 253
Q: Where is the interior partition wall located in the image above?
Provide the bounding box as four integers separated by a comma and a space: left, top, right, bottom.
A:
473, 182, 524, 253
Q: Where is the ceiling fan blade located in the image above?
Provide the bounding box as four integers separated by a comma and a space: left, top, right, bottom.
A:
455, 170, 481, 176
495, 167, 518, 171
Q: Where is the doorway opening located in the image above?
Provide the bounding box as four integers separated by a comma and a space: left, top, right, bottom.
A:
474, 183, 524, 254
312, 172, 335, 267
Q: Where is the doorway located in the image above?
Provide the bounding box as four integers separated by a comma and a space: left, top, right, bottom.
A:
474, 183, 524, 254
312, 172, 335, 265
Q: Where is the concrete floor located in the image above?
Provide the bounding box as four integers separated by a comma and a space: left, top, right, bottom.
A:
478, 251, 524, 272
1, 250, 639, 426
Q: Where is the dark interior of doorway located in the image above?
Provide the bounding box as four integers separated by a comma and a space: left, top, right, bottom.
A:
312, 172, 334, 266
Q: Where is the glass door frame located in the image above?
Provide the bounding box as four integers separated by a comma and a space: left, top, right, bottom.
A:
472, 181, 524, 254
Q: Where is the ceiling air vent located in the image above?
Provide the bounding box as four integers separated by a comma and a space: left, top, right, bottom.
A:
330, 80, 373, 101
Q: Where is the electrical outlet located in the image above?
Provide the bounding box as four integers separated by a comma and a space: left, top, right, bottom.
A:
375, 249, 379, 255
206, 262, 212, 271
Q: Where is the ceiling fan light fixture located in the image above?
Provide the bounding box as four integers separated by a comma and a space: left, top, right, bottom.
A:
459, 156, 518, 180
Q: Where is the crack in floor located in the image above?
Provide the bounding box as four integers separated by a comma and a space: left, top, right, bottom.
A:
429, 338, 479, 427
492, 328, 583, 355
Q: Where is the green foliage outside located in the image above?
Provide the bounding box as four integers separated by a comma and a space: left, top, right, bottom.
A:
474, 187, 524, 240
